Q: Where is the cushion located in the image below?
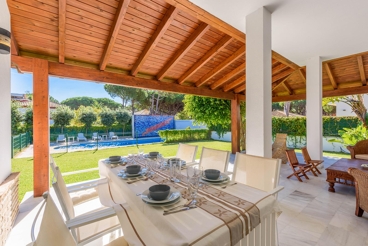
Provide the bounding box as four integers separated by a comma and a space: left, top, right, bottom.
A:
70, 188, 98, 205
355, 154, 368, 160
105, 237, 129, 246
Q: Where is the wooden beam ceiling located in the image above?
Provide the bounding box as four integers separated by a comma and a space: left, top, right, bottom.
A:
11, 33, 19, 56
357, 56, 367, 86
131, 6, 178, 76
157, 22, 210, 81
58, 0, 66, 63
12, 55, 235, 100
297, 68, 306, 83
223, 75, 245, 92
325, 63, 337, 89
234, 84, 245, 93
282, 81, 293, 95
210, 62, 245, 90
196, 46, 245, 87
272, 70, 297, 90
99, 0, 131, 71
271, 51, 300, 70
178, 35, 232, 84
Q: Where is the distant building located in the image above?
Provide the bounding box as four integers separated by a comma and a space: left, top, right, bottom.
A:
11, 93, 60, 124
335, 95, 368, 116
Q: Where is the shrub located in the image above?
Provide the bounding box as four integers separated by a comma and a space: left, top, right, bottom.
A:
158, 129, 210, 143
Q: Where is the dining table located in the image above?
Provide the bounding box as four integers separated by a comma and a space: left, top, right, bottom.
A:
98, 156, 280, 246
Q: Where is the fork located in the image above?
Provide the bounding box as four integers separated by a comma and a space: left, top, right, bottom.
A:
163, 199, 193, 212
221, 182, 237, 189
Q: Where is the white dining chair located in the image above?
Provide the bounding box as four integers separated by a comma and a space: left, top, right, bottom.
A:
233, 153, 284, 196
175, 143, 198, 164
29, 192, 128, 246
198, 147, 231, 174
51, 165, 121, 245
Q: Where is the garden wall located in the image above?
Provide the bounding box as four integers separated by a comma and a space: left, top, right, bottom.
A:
133, 115, 174, 138
174, 120, 206, 130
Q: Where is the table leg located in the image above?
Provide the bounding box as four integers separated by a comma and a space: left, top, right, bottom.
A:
328, 182, 335, 192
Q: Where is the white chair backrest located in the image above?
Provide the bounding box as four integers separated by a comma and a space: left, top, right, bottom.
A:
33, 193, 76, 246
49, 156, 57, 177
93, 132, 98, 137
109, 132, 115, 137
52, 167, 75, 220
199, 147, 230, 173
176, 143, 198, 163
233, 153, 281, 193
77, 133, 84, 138
58, 134, 65, 139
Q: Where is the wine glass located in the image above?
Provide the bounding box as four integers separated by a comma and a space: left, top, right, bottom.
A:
187, 166, 202, 204
169, 158, 182, 183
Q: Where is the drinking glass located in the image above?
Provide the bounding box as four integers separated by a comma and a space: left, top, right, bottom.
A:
169, 158, 182, 183
187, 166, 202, 204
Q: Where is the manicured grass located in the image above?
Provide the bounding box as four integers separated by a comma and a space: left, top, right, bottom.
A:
294, 149, 350, 159
12, 140, 231, 201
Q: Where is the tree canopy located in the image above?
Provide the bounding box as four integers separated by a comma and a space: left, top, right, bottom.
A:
61, 96, 121, 110
11, 102, 23, 134
99, 108, 116, 132
51, 105, 75, 133
78, 106, 97, 133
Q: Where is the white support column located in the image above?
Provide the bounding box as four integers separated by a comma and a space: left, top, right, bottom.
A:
0, 1, 11, 184
245, 7, 272, 158
306, 56, 323, 161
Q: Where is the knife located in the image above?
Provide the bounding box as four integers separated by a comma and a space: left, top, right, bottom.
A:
163, 206, 197, 216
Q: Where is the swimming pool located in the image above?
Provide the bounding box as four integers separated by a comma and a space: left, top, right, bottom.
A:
54, 137, 163, 150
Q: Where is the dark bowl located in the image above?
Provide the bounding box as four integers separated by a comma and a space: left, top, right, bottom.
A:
204, 169, 221, 180
109, 156, 121, 162
149, 151, 159, 157
149, 184, 170, 201
126, 165, 141, 174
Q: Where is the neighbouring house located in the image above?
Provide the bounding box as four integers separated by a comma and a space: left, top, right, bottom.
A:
335, 95, 368, 116
11, 93, 60, 124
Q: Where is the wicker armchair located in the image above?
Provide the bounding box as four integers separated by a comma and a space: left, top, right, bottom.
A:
346, 139, 368, 160
272, 133, 288, 164
347, 168, 368, 217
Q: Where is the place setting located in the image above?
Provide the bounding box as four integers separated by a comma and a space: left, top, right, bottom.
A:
200, 169, 235, 188
118, 165, 149, 184
104, 156, 127, 168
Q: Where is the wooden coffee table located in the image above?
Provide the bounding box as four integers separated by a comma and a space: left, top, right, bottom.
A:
326, 158, 368, 192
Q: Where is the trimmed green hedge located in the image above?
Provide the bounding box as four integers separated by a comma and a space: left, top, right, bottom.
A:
272, 116, 361, 137
158, 129, 211, 143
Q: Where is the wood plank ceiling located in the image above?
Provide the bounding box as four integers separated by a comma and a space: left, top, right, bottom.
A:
8, 0, 368, 101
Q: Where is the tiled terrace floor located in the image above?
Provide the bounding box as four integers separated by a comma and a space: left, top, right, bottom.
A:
5, 154, 368, 246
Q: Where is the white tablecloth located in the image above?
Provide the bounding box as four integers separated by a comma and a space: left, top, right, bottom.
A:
98, 160, 280, 246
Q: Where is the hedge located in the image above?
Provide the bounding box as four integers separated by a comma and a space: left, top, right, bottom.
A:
158, 129, 211, 143
272, 116, 361, 137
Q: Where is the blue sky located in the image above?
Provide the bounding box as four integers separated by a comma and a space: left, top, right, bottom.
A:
11, 68, 121, 103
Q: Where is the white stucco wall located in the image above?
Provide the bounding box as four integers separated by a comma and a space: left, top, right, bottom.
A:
336, 95, 368, 116
0, 1, 11, 184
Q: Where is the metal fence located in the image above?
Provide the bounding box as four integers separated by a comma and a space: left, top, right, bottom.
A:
11, 132, 31, 158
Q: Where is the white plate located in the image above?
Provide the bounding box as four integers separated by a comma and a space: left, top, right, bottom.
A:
361, 164, 368, 168
201, 173, 229, 183
141, 188, 181, 204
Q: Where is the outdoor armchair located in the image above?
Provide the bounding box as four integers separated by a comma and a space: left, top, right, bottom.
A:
346, 139, 368, 160
92, 132, 102, 141
176, 143, 198, 165
198, 147, 231, 176
51, 165, 121, 245
285, 149, 316, 182
301, 147, 323, 174
56, 134, 66, 143
233, 153, 284, 197
109, 132, 118, 140
29, 192, 128, 246
77, 133, 87, 141
347, 168, 368, 217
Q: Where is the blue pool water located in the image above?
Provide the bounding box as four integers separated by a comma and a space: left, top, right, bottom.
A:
54, 137, 163, 150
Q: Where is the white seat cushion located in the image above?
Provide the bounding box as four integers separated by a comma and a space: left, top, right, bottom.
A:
70, 188, 98, 205
355, 154, 368, 160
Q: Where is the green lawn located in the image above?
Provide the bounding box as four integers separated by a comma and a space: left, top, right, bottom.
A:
12, 140, 231, 201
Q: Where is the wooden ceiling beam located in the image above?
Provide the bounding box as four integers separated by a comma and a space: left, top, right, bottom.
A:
324, 63, 337, 89
271, 51, 300, 70
272, 63, 288, 74
223, 75, 245, 92
272, 68, 294, 83
272, 70, 296, 91
58, 0, 66, 63
100, 0, 131, 71
357, 56, 367, 86
178, 35, 232, 84
282, 81, 293, 95
196, 45, 245, 87
11, 33, 19, 56
12, 55, 235, 100
157, 22, 209, 81
210, 62, 245, 90
234, 84, 245, 93
297, 68, 306, 83
131, 6, 178, 76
